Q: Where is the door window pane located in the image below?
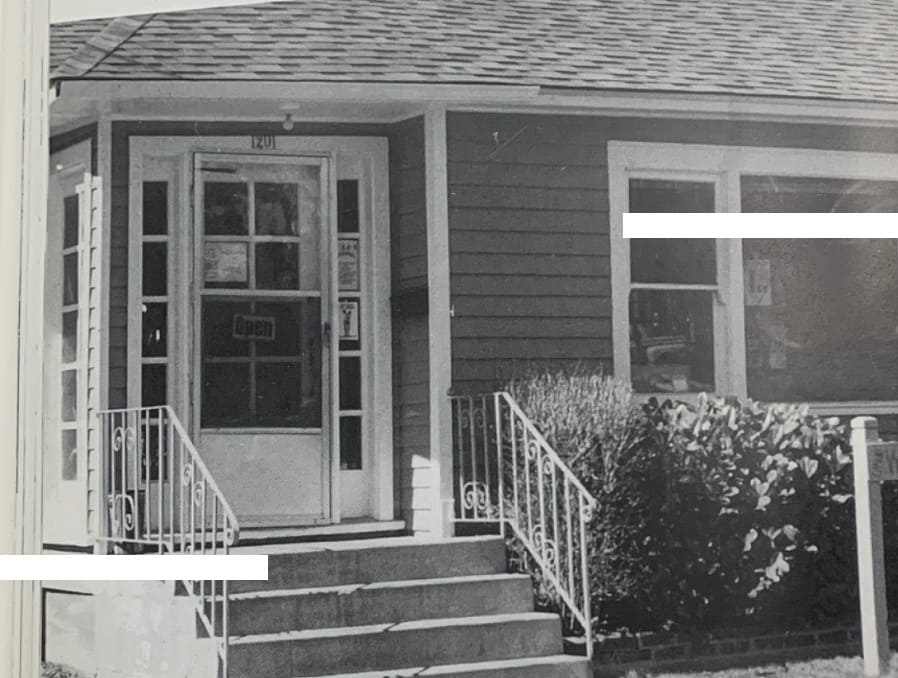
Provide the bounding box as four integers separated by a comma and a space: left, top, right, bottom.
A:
742, 176, 898, 401
255, 182, 298, 235
142, 303, 167, 358
61, 370, 77, 421
143, 181, 168, 235
340, 357, 361, 410
62, 311, 77, 363
203, 300, 251, 357
204, 242, 249, 289
254, 300, 319, 358
338, 179, 359, 233
256, 242, 299, 290
142, 243, 167, 296
61, 429, 77, 481
204, 182, 248, 235
629, 289, 715, 393
255, 362, 321, 427
202, 363, 250, 427
63, 253, 78, 305
141, 364, 167, 407
63, 195, 79, 248
340, 416, 362, 470
629, 179, 716, 284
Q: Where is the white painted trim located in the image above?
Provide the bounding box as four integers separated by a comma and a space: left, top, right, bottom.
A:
608, 140, 898, 407
368, 141, 394, 521
424, 106, 454, 537
56, 80, 898, 128
1, 0, 49, 675
128, 135, 393, 524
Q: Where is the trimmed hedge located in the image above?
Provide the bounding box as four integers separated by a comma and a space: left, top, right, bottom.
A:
506, 367, 858, 634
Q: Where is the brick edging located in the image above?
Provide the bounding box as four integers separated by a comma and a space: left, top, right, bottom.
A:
592, 622, 898, 676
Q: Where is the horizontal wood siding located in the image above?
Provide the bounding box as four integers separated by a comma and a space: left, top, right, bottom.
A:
388, 116, 432, 534
447, 113, 612, 394
447, 112, 898, 395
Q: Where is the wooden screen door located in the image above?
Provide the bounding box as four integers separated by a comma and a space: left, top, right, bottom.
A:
193, 153, 332, 526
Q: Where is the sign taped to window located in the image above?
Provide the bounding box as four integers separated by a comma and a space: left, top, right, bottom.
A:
232, 314, 276, 342
339, 300, 359, 341
338, 238, 359, 291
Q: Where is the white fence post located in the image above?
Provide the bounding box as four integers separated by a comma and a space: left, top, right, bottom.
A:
852, 415, 892, 677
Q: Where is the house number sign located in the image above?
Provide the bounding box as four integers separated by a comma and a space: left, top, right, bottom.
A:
251, 136, 277, 150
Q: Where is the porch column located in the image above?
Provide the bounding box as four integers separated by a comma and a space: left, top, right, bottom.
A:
0, 0, 50, 675
424, 106, 455, 537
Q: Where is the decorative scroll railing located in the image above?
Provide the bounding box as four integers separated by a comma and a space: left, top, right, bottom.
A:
97, 405, 239, 676
450, 392, 597, 658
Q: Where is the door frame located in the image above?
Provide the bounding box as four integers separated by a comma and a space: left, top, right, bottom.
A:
128, 135, 394, 523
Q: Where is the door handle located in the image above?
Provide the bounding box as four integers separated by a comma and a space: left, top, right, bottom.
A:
323, 321, 331, 345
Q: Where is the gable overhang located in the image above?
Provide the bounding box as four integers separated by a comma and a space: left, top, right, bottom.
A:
51, 79, 898, 131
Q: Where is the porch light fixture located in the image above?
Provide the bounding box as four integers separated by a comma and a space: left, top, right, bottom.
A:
282, 112, 294, 131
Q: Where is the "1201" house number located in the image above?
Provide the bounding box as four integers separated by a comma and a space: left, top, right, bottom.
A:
251, 135, 277, 150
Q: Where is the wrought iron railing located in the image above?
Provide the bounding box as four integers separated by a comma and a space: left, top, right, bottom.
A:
450, 392, 597, 658
97, 405, 239, 676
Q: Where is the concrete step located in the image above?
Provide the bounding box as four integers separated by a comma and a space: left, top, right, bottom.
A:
221, 573, 534, 636
229, 536, 507, 593
228, 612, 563, 678
299, 654, 593, 677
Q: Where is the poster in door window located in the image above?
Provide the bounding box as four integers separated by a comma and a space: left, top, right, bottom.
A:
338, 239, 359, 291
339, 300, 359, 341
204, 242, 248, 284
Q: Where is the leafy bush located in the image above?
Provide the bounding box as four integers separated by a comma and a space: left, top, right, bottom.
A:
504, 367, 857, 634
643, 395, 855, 630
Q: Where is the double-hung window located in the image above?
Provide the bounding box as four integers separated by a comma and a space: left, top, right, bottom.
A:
609, 141, 898, 412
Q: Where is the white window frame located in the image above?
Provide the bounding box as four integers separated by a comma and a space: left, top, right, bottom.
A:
609, 141, 898, 415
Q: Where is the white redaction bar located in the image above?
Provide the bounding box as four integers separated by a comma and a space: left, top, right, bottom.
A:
623, 213, 898, 238
0, 555, 268, 581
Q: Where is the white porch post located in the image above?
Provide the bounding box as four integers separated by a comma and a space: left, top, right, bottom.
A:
424, 106, 455, 537
1, 0, 50, 676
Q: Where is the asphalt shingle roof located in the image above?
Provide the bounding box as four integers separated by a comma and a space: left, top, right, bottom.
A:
49, 0, 898, 105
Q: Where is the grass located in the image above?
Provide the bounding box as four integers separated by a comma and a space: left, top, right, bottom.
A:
631, 652, 898, 677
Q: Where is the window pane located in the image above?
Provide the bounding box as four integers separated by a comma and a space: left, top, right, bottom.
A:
63, 194, 79, 249
338, 179, 359, 233
204, 241, 249, 289
61, 369, 77, 421
204, 182, 248, 235
340, 356, 361, 410
629, 289, 715, 393
256, 242, 299, 290
202, 363, 250, 427
255, 182, 298, 235
298, 167, 321, 289
63, 252, 78, 306
62, 310, 77, 363
62, 429, 77, 481
340, 416, 362, 470
142, 243, 167, 296
255, 362, 321, 427
255, 300, 319, 358
339, 297, 361, 351
629, 179, 716, 284
741, 176, 898, 213
142, 303, 167, 357
742, 176, 898, 401
143, 181, 168, 235
141, 364, 167, 407
203, 300, 251, 357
